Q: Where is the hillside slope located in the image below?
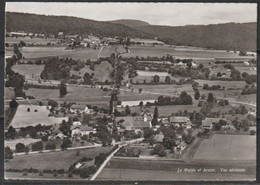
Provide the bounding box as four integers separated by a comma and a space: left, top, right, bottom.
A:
137, 23, 257, 51
5, 12, 152, 38
108, 19, 150, 28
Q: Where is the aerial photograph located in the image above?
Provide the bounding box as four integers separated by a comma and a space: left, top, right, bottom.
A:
4, 2, 257, 181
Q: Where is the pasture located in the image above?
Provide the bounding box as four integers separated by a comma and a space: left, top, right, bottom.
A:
115, 45, 244, 59
97, 157, 255, 180
5, 146, 112, 171
21, 47, 71, 59
5, 87, 15, 100
193, 134, 256, 161
5, 37, 60, 45
12, 64, 44, 80
25, 85, 110, 107
10, 105, 68, 128
60, 48, 100, 61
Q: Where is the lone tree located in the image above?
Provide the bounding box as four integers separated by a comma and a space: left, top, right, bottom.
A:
125, 105, 131, 115
139, 88, 142, 93
59, 81, 67, 97
153, 75, 160, 83
194, 90, 200, 100
207, 93, 215, 104
151, 106, 159, 126
165, 76, 171, 84
5, 147, 13, 159
15, 143, 26, 153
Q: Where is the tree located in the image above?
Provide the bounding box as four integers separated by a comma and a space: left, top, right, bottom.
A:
5, 126, 16, 139
151, 106, 159, 126
45, 143, 56, 150
138, 88, 142, 93
139, 101, 144, 107
125, 105, 131, 115
151, 144, 166, 157
31, 141, 44, 151
9, 99, 19, 109
230, 69, 241, 80
162, 129, 176, 149
59, 120, 71, 136
180, 91, 193, 105
153, 75, 160, 83
207, 93, 215, 104
186, 60, 192, 69
15, 143, 26, 153
216, 72, 222, 77
5, 147, 13, 159
59, 81, 67, 97
194, 90, 200, 100
165, 76, 171, 84
60, 138, 72, 150
143, 128, 154, 139
19, 40, 26, 47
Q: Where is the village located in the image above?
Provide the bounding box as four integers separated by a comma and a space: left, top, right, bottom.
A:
4, 7, 257, 181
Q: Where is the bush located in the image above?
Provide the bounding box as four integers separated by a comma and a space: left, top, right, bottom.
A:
31, 141, 43, 151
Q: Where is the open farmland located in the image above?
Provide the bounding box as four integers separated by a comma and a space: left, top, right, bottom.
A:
5, 147, 113, 171
5, 87, 15, 100
132, 84, 194, 97
97, 157, 255, 181
25, 85, 110, 107
113, 45, 251, 59
21, 47, 72, 59
12, 64, 44, 80
10, 105, 68, 128
193, 134, 256, 161
6, 37, 60, 45
60, 48, 100, 61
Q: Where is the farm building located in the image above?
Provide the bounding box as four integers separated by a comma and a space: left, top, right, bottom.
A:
202, 118, 228, 131
115, 116, 151, 134
168, 116, 191, 129
71, 125, 96, 137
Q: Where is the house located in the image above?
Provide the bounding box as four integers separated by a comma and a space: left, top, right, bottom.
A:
168, 116, 191, 128
202, 118, 225, 131
72, 121, 82, 126
115, 116, 151, 134
71, 125, 96, 137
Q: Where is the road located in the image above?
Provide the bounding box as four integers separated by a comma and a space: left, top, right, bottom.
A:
13, 143, 102, 156
90, 138, 144, 181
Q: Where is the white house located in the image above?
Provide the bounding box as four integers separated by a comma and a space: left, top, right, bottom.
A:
71, 125, 96, 137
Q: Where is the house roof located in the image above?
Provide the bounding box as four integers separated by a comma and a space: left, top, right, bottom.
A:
202, 118, 227, 127
71, 125, 94, 131
169, 116, 190, 123
115, 116, 150, 130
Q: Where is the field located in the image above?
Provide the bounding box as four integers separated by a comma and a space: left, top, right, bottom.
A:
6, 37, 60, 45
117, 104, 200, 117
5, 87, 15, 100
97, 157, 255, 180
21, 47, 71, 59
5, 138, 41, 150
5, 146, 112, 171
10, 105, 68, 128
112, 45, 251, 60
12, 64, 44, 80
193, 134, 256, 161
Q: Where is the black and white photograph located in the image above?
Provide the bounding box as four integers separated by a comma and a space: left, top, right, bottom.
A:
3, 2, 257, 181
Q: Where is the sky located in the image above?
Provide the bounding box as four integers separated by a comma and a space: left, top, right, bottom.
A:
5, 2, 257, 26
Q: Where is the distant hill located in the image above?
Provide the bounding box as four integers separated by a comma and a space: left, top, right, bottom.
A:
136, 23, 257, 51
108, 19, 150, 28
5, 12, 152, 38
6, 12, 256, 51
